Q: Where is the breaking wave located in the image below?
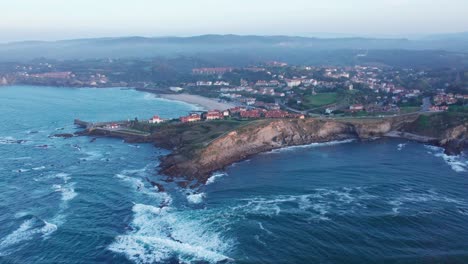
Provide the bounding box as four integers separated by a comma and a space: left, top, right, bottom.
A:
109, 202, 233, 263
187, 193, 206, 204
110, 165, 233, 263
425, 145, 468, 173
0, 217, 57, 256
269, 139, 355, 154
206, 172, 227, 185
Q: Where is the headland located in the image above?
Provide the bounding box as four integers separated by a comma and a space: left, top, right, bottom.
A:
74, 111, 468, 185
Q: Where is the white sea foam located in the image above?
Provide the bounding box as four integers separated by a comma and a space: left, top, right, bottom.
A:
0, 136, 19, 145
234, 186, 374, 220
388, 189, 467, 216
7, 157, 32, 160
187, 193, 206, 204
436, 153, 468, 173
52, 183, 77, 201
258, 222, 273, 235
206, 172, 227, 185
40, 221, 58, 238
425, 145, 468, 173
115, 173, 164, 199
82, 150, 103, 161
109, 203, 233, 263
268, 139, 355, 154
32, 166, 46, 171
55, 173, 71, 183
0, 218, 58, 256
397, 143, 407, 151
13, 168, 30, 173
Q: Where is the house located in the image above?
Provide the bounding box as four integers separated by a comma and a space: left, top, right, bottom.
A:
169, 87, 184, 92
206, 110, 223, 120
192, 67, 233, 75
285, 79, 302, 88
240, 109, 262, 119
229, 106, 247, 114
149, 115, 164, 124
429, 105, 448, 112
349, 104, 364, 111
213, 81, 230, 86
108, 123, 120, 129
180, 113, 201, 123
196, 81, 213, 86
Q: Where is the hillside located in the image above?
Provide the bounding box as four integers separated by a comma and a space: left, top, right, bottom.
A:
1, 35, 468, 68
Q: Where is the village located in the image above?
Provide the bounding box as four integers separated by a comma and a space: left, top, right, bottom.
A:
1, 59, 467, 117
149, 106, 305, 126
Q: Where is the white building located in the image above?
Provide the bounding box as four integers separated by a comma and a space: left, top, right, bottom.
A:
286, 79, 302, 88
149, 115, 165, 124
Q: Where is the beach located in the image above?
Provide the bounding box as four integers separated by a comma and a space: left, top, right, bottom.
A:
158, 93, 236, 111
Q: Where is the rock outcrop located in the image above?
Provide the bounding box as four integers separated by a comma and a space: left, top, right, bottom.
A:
439, 124, 468, 155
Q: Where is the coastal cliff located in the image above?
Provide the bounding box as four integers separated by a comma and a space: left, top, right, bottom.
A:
77, 113, 467, 184
159, 114, 445, 183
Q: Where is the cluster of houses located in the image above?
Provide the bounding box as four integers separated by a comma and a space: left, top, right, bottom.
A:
179, 107, 305, 123
433, 93, 468, 105
196, 81, 230, 87
148, 107, 305, 125
429, 105, 449, 112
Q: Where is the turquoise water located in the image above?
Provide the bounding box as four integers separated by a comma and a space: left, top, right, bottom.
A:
0, 86, 468, 263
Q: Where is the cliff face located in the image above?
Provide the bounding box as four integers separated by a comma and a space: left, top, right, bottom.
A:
160, 118, 405, 183
439, 123, 468, 155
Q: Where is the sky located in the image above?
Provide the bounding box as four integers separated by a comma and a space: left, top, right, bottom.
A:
1, 0, 468, 42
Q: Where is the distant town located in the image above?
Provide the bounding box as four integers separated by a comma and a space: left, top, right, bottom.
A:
1, 58, 467, 121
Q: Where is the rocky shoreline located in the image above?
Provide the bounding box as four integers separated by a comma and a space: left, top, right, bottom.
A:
75, 113, 467, 185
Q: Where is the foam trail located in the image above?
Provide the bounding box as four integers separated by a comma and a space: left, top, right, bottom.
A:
32, 166, 46, 171
269, 139, 355, 153
206, 172, 227, 185
0, 218, 57, 256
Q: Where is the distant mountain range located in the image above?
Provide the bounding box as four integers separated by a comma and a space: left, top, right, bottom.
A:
1, 34, 467, 66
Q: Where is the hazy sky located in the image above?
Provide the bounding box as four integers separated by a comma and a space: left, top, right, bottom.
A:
1, 0, 467, 42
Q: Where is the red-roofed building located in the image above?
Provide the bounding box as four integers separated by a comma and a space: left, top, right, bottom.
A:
349, 104, 364, 111
265, 110, 289, 118
180, 113, 201, 123
240, 110, 262, 119
149, 115, 164, 124
229, 107, 247, 114
206, 110, 223, 120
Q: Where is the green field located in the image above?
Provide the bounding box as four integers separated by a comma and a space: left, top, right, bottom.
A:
302, 93, 337, 108
400, 106, 421, 114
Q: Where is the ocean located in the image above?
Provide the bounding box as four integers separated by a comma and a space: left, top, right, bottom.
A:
0, 86, 467, 263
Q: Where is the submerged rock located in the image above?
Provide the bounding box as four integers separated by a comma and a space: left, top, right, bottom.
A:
51, 133, 74, 138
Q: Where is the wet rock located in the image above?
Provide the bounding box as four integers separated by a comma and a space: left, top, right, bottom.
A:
52, 133, 74, 138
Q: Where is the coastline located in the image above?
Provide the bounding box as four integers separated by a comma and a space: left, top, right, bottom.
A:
156, 93, 236, 111
74, 113, 468, 185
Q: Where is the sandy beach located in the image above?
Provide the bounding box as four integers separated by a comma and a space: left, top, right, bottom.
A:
158, 93, 236, 111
